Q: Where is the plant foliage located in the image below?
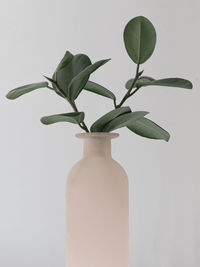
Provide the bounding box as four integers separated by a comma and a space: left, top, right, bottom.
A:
6, 16, 193, 142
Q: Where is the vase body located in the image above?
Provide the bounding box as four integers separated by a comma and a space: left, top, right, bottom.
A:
66, 133, 129, 267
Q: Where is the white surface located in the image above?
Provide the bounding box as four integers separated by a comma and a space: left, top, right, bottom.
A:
0, 0, 199, 266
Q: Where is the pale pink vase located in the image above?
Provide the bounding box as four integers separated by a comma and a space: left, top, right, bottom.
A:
66, 133, 129, 267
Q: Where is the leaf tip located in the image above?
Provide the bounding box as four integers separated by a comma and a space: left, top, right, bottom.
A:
105, 58, 111, 63
5, 92, 13, 100
188, 81, 193, 89
163, 132, 170, 142
40, 117, 48, 125
167, 133, 171, 141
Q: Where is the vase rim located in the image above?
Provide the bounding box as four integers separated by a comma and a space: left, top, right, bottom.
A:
76, 132, 119, 139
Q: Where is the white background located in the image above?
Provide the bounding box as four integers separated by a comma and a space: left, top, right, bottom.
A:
0, 0, 199, 266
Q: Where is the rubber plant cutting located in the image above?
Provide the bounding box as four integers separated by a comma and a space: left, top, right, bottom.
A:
6, 16, 193, 267
6, 16, 192, 140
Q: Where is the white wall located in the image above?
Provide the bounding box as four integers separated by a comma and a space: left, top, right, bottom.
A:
0, 0, 199, 266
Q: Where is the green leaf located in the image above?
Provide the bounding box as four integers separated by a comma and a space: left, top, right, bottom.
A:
125, 79, 134, 90
84, 81, 116, 100
68, 58, 110, 101
128, 117, 170, 141
103, 111, 149, 132
55, 51, 74, 72
6, 82, 48, 100
139, 77, 193, 89
90, 106, 131, 132
125, 76, 155, 89
44, 75, 56, 85
138, 70, 144, 77
52, 72, 57, 89
56, 54, 91, 96
52, 51, 74, 91
40, 112, 84, 125
124, 16, 157, 64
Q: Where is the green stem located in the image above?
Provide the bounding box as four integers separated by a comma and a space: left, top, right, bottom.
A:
114, 99, 117, 108
116, 63, 140, 108
48, 85, 89, 133
129, 86, 140, 96
70, 101, 89, 133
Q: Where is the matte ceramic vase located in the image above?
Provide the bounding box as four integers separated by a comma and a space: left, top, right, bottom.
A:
66, 133, 129, 267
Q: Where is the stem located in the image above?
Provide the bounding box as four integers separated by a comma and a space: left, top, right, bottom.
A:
116, 63, 140, 108
80, 121, 89, 132
129, 86, 140, 96
114, 99, 117, 108
70, 101, 89, 133
48, 84, 89, 133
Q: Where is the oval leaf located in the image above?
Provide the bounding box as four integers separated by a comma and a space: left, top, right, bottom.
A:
40, 112, 84, 125
140, 77, 193, 89
128, 117, 170, 141
84, 81, 116, 100
68, 58, 110, 101
125, 76, 155, 90
90, 106, 131, 132
6, 82, 48, 100
103, 111, 149, 132
56, 54, 91, 97
124, 16, 157, 64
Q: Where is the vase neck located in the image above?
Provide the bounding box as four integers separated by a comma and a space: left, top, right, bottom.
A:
76, 133, 119, 158
83, 138, 111, 158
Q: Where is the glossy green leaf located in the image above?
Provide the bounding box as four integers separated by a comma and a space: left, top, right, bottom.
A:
68, 58, 110, 101
90, 106, 131, 132
56, 54, 91, 96
6, 82, 48, 100
124, 16, 157, 64
138, 77, 193, 89
125, 76, 155, 89
40, 112, 84, 125
84, 81, 116, 100
128, 117, 170, 141
103, 111, 149, 132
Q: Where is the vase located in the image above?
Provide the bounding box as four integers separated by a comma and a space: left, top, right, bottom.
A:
66, 132, 129, 267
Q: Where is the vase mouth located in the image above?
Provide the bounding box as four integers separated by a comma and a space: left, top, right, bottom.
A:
76, 132, 119, 139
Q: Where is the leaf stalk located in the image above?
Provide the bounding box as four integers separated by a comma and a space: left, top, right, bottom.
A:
116, 63, 140, 108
